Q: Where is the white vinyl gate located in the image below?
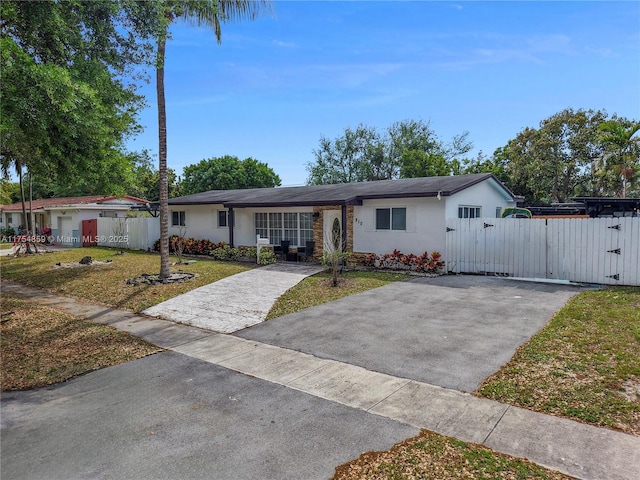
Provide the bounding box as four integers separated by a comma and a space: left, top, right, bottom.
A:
445, 217, 640, 286
96, 217, 160, 251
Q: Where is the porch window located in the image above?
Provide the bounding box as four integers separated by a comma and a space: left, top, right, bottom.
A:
171, 211, 186, 227
254, 212, 313, 246
283, 212, 298, 245
299, 212, 314, 244
255, 212, 268, 239
7, 214, 13, 224
458, 206, 481, 219
269, 213, 283, 245
375, 207, 406, 231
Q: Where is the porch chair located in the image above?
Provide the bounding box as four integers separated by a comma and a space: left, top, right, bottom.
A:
273, 240, 290, 260
296, 240, 315, 262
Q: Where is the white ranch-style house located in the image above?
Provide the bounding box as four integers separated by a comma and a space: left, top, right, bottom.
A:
166, 173, 517, 259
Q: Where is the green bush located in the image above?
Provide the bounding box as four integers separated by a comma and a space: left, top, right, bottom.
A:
239, 246, 257, 259
153, 236, 220, 255
210, 244, 240, 261
258, 249, 276, 265
1, 226, 16, 238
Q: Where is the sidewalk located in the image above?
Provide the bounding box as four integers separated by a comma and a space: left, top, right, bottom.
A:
2, 281, 639, 480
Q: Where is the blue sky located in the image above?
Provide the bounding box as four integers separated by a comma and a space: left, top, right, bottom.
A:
126, 0, 640, 186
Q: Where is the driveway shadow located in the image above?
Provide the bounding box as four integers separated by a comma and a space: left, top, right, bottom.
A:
236, 275, 590, 392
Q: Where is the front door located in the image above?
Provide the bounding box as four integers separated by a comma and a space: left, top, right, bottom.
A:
323, 210, 342, 253
57, 217, 74, 245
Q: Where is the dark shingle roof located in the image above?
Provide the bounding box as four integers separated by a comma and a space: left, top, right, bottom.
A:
168, 173, 513, 208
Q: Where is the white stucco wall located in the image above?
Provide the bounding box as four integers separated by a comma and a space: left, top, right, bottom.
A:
353, 197, 447, 255
171, 205, 316, 247
1, 212, 23, 230
353, 179, 515, 256
444, 179, 515, 220
50, 207, 131, 245
168, 204, 221, 241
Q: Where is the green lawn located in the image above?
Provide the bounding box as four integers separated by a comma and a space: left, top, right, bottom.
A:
266, 270, 408, 319
0, 247, 252, 312
476, 287, 640, 435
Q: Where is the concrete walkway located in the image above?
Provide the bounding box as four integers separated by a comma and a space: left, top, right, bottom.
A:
2, 281, 639, 480
142, 263, 324, 333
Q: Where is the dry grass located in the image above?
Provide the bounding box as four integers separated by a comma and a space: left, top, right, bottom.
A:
0, 295, 161, 391
0, 247, 252, 312
332, 430, 573, 480
476, 287, 640, 435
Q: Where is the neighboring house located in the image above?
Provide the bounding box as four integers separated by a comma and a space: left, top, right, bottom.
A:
0, 195, 148, 246
166, 173, 517, 259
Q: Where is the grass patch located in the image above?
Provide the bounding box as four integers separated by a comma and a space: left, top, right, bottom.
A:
1, 295, 161, 391
332, 429, 573, 480
0, 247, 252, 312
476, 287, 640, 435
266, 270, 408, 320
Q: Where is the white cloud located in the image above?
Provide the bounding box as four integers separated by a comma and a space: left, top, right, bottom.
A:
273, 39, 296, 48
584, 46, 615, 58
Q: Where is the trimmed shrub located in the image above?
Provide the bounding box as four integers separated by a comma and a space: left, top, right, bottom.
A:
360, 249, 444, 273
258, 249, 276, 265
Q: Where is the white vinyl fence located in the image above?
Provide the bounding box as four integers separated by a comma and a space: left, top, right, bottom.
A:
96, 217, 159, 251
446, 217, 640, 286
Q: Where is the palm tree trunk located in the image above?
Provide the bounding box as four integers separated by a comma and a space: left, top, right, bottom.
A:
28, 170, 38, 253
18, 164, 27, 234
157, 34, 170, 281
29, 170, 35, 236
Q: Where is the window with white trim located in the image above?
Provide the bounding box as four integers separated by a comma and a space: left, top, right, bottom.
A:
458, 206, 481, 219
254, 212, 314, 246
218, 210, 227, 227
171, 211, 185, 226
217, 210, 235, 228
269, 212, 283, 244
299, 212, 314, 244
255, 212, 268, 239
375, 207, 406, 231
283, 212, 298, 245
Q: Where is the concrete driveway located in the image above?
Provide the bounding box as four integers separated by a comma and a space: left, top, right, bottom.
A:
236, 275, 587, 392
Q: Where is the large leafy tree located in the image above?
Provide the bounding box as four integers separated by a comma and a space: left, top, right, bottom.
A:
0, 178, 20, 205
181, 155, 280, 195
457, 148, 511, 188
155, 0, 271, 280
21, 149, 181, 201
1, 0, 163, 234
308, 124, 381, 184
307, 119, 471, 185
505, 108, 607, 203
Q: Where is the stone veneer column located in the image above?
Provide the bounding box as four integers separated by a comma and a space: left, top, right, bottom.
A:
311, 205, 355, 261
